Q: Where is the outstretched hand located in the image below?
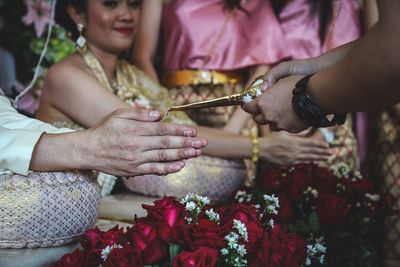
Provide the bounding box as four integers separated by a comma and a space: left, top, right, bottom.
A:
242, 76, 309, 133
83, 108, 207, 176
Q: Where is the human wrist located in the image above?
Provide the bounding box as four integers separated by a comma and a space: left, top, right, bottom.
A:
292, 74, 346, 128
30, 131, 89, 172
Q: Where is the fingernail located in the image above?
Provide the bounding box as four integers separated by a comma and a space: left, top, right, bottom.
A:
184, 130, 194, 136
150, 111, 160, 119
185, 148, 196, 157
263, 80, 271, 91
191, 141, 203, 148
172, 162, 184, 171
195, 149, 202, 156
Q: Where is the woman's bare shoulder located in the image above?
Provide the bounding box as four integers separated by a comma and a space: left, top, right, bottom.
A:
44, 53, 92, 90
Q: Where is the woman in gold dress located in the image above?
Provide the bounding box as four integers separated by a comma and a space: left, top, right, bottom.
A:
36, 0, 331, 201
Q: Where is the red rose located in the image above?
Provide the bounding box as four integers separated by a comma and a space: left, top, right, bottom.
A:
218, 204, 260, 229
100, 226, 127, 247
246, 222, 267, 254
80, 225, 127, 267
274, 194, 293, 223
249, 225, 306, 267
311, 167, 337, 194
81, 226, 126, 250
176, 219, 225, 250
286, 164, 313, 202
173, 247, 219, 267
54, 249, 85, 267
103, 246, 142, 267
316, 193, 350, 226
142, 197, 186, 241
257, 167, 287, 193
81, 227, 103, 250
342, 178, 374, 196
127, 218, 168, 265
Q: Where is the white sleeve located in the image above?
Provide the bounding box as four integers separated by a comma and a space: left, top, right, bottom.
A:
0, 96, 72, 175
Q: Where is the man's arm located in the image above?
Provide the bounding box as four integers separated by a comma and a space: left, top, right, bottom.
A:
308, 0, 400, 113
243, 0, 400, 132
1, 95, 206, 175
29, 109, 206, 176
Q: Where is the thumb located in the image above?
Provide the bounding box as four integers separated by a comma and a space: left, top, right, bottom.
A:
263, 62, 292, 91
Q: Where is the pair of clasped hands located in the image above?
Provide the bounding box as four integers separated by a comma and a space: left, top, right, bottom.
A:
242, 61, 315, 133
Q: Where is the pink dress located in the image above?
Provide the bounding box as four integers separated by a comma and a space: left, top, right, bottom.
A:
162, 0, 290, 71
278, 0, 361, 59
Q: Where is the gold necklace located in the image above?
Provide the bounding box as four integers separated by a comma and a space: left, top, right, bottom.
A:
81, 50, 139, 101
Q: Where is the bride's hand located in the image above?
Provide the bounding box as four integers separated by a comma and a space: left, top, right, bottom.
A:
259, 131, 332, 166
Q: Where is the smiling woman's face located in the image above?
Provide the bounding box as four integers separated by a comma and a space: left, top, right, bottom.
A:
82, 0, 141, 54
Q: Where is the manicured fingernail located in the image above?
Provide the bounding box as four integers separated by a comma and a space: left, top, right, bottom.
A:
150, 111, 160, 119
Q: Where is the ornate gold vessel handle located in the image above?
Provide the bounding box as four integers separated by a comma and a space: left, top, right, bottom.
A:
168, 78, 264, 112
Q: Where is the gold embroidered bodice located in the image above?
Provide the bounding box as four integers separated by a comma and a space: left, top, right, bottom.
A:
81, 50, 194, 125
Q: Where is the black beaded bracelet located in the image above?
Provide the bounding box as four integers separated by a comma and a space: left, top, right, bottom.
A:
292, 74, 346, 128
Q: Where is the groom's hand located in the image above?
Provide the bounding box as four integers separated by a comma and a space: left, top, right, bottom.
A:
85, 108, 207, 176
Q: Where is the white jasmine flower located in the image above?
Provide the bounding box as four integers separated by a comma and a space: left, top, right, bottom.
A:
237, 244, 247, 257
185, 201, 196, 211
233, 220, 248, 241
101, 244, 122, 261
242, 94, 252, 103
365, 193, 380, 202
268, 219, 274, 229
221, 248, 229, 255
205, 208, 220, 224
320, 254, 325, 264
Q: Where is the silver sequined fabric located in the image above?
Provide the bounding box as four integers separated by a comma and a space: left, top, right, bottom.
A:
123, 155, 247, 202
0, 171, 100, 248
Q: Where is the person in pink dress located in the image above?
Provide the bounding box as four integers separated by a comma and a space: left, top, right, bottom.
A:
132, 0, 333, 185
273, 0, 362, 172
133, 0, 290, 130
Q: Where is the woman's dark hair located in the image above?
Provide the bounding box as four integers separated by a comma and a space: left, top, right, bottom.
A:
223, 0, 248, 14
272, 0, 333, 44
55, 0, 87, 40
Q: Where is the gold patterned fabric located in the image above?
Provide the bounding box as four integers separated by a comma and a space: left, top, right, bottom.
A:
0, 171, 100, 248
370, 111, 400, 266
318, 115, 360, 172
80, 50, 247, 201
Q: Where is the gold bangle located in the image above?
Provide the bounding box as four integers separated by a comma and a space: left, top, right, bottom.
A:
251, 132, 259, 165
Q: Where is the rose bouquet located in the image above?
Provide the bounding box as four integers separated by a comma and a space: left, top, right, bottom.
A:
236, 162, 388, 267
55, 193, 309, 267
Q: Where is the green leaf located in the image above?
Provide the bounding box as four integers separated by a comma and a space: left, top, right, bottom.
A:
309, 211, 320, 234
169, 243, 181, 264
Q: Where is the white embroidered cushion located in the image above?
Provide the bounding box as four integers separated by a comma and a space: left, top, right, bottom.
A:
123, 155, 247, 201
0, 171, 100, 248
